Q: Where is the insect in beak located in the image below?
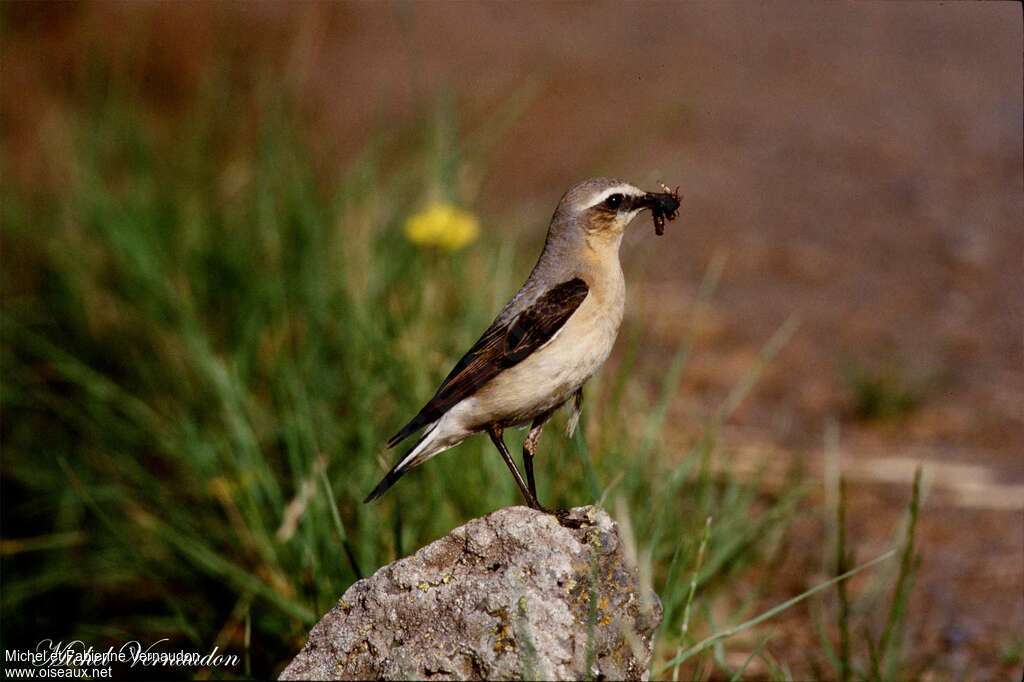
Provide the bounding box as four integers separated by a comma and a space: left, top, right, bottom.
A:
638, 184, 682, 235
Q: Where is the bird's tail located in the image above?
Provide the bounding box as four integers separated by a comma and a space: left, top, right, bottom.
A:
364, 422, 445, 503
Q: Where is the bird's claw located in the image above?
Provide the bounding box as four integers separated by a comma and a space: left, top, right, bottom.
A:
531, 503, 586, 529
553, 508, 585, 529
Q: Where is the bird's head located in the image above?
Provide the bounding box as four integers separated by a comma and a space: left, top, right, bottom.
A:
554, 178, 682, 245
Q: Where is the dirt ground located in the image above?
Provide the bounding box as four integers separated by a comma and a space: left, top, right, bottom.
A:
4, 2, 1021, 678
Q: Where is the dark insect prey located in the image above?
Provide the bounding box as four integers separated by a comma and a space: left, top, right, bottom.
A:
651, 184, 682, 236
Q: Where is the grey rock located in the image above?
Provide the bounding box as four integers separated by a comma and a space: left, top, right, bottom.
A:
279, 506, 662, 681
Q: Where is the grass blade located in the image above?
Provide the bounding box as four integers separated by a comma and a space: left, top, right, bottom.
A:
659, 548, 897, 673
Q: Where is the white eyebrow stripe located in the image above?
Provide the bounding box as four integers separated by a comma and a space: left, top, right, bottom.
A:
583, 184, 645, 209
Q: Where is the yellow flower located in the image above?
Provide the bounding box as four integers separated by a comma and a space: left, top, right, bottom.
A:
404, 201, 480, 251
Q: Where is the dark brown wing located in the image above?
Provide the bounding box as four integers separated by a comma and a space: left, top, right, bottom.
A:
386, 277, 589, 447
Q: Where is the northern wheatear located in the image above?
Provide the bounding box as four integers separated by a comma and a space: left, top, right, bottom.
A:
365, 178, 681, 512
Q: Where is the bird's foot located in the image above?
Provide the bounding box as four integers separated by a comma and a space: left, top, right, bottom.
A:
528, 501, 586, 529
552, 507, 586, 529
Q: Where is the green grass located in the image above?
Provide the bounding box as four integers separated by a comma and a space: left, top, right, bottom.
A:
840, 358, 929, 422
1, 79, 917, 679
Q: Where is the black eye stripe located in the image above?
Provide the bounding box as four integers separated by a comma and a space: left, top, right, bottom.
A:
593, 192, 641, 213
603, 193, 625, 210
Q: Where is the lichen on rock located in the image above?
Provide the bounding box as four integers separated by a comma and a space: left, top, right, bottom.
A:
279, 506, 662, 681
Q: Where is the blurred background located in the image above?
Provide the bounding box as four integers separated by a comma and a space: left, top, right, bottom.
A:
2, 2, 1021, 679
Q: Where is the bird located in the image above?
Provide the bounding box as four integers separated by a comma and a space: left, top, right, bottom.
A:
365, 177, 681, 513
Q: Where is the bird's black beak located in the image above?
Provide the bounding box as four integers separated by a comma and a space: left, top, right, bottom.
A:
636, 187, 682, 235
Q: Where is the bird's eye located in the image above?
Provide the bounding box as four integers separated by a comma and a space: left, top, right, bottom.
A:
604, 193, 624, 210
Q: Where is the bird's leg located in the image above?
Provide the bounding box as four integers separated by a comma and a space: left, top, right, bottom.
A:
487, 425, 538, 509
523, 409, 555, 508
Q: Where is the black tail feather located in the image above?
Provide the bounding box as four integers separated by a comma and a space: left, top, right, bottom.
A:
363, 464, 407, 503
365, 430, 429, 503
386, 413, 428, 449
